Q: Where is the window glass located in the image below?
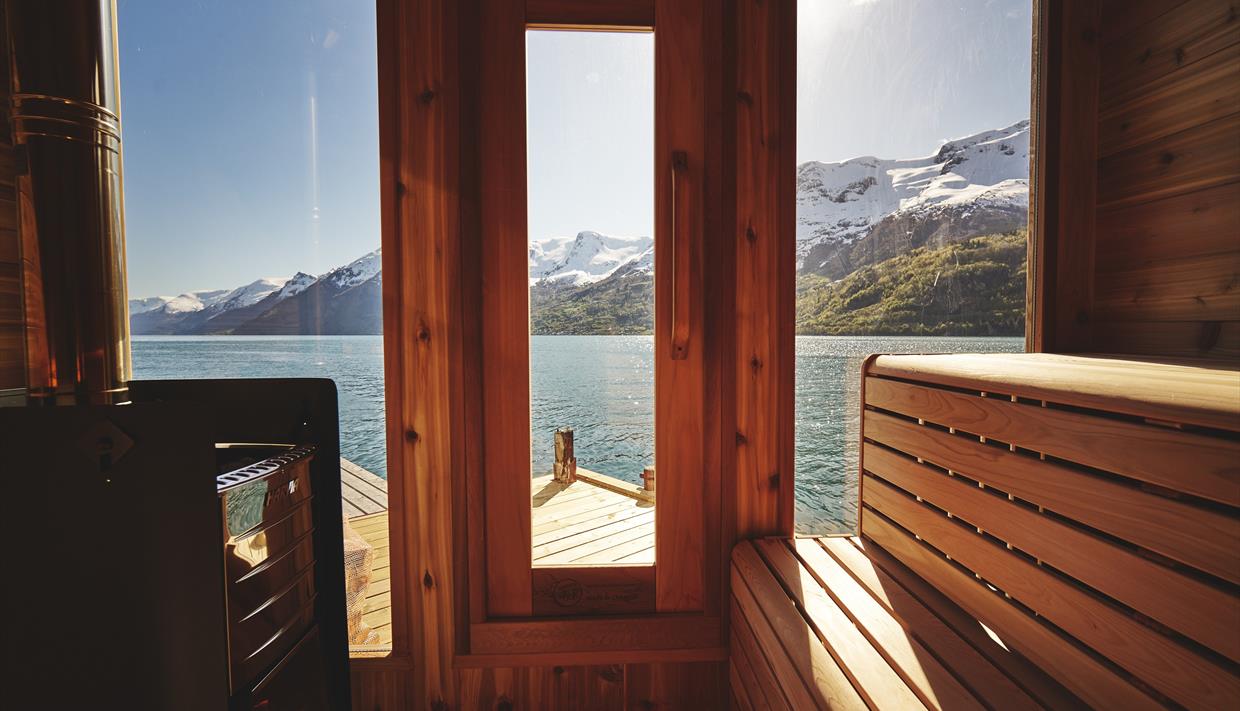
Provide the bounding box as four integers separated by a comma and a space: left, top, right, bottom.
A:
526, 30, 656, 566
118, 0, 391, 652
795, 0, 1031, 533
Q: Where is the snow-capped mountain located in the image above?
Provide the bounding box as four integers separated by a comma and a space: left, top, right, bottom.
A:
529, 231, 653, 286
797, 120, 1029, 278
271, 272, 317, 301
129, 249, 384, 335
321, 249, 382, 290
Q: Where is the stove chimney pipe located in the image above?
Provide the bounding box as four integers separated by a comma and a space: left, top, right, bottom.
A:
8, 0, 132, 405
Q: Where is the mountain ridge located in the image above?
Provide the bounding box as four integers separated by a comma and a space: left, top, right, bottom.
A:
130, 121, 1028, 336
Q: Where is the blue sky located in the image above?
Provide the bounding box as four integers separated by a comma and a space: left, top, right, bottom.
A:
798, 0, 1032, 164
118, 0, 1031, 298
118, 0, 380, 297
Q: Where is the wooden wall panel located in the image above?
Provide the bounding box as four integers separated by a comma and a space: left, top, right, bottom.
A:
351, 665, 414, 711
1028, 0, 1101, 353
734, 0, 796, 539
1090, 0, 1240, 358
453, 661, 725, 710
653, 0, 711, 612
477, 0, 532, 619
374, 0, 465, 705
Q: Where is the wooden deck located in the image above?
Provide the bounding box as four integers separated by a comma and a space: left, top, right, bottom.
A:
531, 473, 654, 566
340, 458, 389, 517
346, 510, 393, 648
338, 461, 654, 649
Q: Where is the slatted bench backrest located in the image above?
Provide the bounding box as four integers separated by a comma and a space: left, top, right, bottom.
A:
858, 354, 1240, 710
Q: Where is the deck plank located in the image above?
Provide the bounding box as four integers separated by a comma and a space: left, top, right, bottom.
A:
529, 475, 656, 567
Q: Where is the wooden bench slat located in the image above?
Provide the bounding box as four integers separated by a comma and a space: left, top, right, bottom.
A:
732, 544, 869, 710
729, 643, 768, 711
864, 376, 1240, 506
864, 478, 1240, 709
792, 538, 1043, 711
834, 537, 1085, 711
867, 353, 1240, 432
859, 510, 1163, 711
729, 662, 756, 711
864, 446, 1240, 663
768, 538, 993, 711
865, 409, 1240, 584
731, 596, 794, 710
752, 539, 939, 711
729, 588, 836, 711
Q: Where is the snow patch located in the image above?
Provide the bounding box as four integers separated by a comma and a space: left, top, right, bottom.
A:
529, 231, 653, 286
796, 120, 1030, 264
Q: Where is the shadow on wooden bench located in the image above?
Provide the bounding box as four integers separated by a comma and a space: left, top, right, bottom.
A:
730, 353, 1240, 710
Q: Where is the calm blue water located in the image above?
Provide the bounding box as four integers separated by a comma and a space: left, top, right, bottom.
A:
132, 334, 1021, 533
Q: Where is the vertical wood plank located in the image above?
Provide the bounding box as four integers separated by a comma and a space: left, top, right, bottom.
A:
378, 0, 464, 703
1035, 0, 1101, 352
734, 0, 795, 540
656, 0, 708, 611
625, 661, 727, 710
479, 0, 533, 617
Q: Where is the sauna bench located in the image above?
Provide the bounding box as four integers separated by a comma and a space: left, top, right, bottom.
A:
731, 353, 1240, 710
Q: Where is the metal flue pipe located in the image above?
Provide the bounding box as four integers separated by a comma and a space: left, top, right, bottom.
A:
7, 0, 132, 404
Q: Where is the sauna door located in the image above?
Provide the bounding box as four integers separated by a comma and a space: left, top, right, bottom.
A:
472, 0, 719, 637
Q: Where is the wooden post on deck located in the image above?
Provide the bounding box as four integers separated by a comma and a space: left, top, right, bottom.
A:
641, 465, 655, 492
554, 427, 577, 484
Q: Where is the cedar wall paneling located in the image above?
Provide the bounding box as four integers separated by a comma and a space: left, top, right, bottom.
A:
362, 0, 736, 707
0, 7, 24, 392
352, 663, 725, 711
1092, 0, 1240, 357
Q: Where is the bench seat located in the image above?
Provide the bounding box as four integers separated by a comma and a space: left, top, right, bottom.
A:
731, 353, 1240, 710
731, 537, 1082, 710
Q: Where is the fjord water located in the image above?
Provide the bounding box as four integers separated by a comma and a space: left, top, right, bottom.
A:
132, 334, 1021, 533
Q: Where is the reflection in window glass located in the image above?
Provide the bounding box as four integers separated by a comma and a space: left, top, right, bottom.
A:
526, 30, 656, 567
795, 0, 1031, 533
117, 0, 392, 651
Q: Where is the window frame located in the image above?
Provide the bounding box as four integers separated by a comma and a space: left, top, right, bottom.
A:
467, 0, 722, 650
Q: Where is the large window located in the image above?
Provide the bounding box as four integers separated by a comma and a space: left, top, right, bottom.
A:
795, 0, 1032, 533
118, 0, 391, 652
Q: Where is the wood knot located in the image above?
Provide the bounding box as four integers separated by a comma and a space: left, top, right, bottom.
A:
736, 431, 748, 446
423, 570, 434, 589
431, 700, 448, 711
746, 225, 758, 243
736, 90, 754, 106
395, 181, 407, 196
405, 429, 420, 442
553, 666, 565, 675
1174, 46, 1186, 65
750, 355, 763, 372
768, 472, 781, 490
497, 700, 513, 711
418, 325, 431, 342
1159, 152, 1176, 165
418, 88, 437, 104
